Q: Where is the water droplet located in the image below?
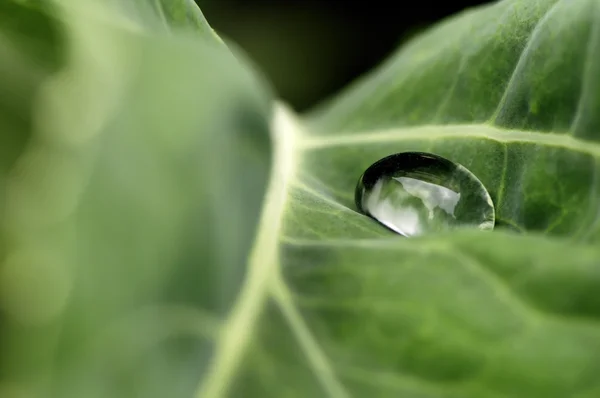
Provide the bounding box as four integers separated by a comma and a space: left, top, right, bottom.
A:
355, 152, 495, 237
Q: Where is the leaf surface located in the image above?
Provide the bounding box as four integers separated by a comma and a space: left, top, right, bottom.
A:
0, 1, 271, 397
3, 0, 600, 398
207, 1, 600, 397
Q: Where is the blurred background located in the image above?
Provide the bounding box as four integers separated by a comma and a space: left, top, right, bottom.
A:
197, 0, 494, 112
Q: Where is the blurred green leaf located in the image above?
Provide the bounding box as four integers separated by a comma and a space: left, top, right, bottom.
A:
3, 0, 600, 398
62, 0, 217, 37
0, 1, 271, 397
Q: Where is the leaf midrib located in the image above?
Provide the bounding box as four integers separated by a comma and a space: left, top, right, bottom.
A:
195, 103, 300, 397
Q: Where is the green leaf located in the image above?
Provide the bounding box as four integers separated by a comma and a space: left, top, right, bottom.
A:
3, 0, 600, 398
0, 1, 271, 397
200, 0, 600, 397
59, 0, 218, 38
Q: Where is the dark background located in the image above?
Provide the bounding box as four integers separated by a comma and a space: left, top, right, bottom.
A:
196, 0, 493, 112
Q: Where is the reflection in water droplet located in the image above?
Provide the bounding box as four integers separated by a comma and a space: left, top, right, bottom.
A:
356, 152, 495, 237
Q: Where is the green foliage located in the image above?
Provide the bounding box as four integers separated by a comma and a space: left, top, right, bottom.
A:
1, 0, 600, 398
0, 1, 270, 397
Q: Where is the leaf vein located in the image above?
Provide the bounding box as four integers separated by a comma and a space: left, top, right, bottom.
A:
299, 124, 600, 156
272, 277, 350, 398
195, 103, 299, 398
489, 0, 564, 123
